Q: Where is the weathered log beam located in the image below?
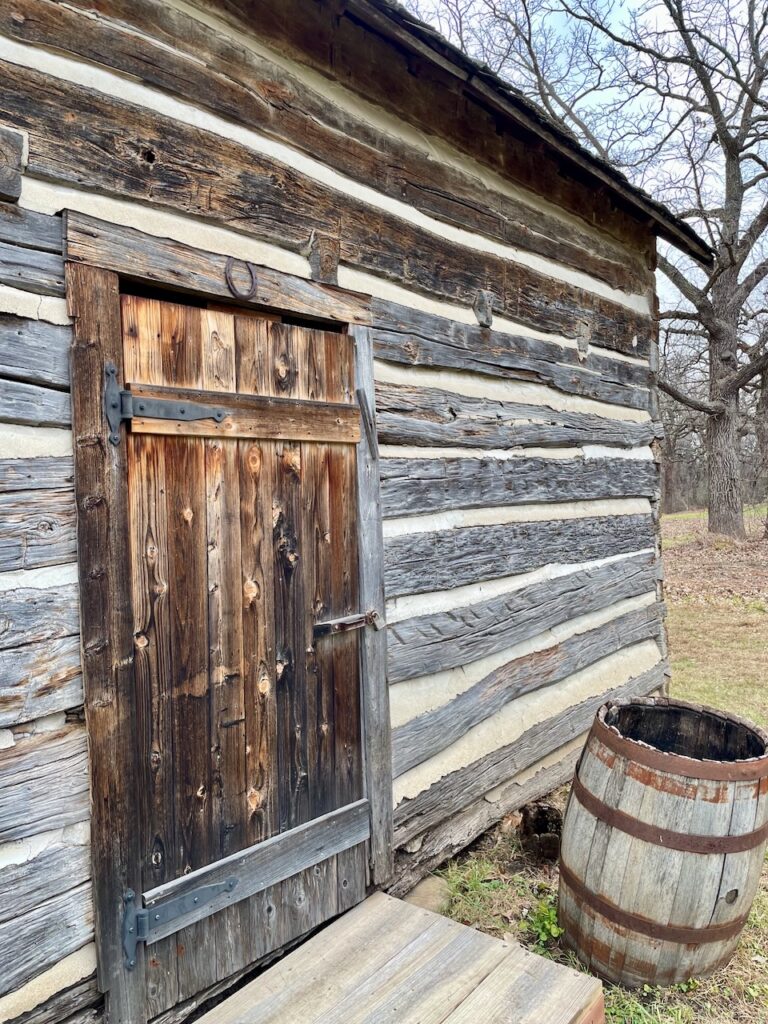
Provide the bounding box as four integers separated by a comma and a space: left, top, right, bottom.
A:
380, 456, 657, 519
0, 126, 23, 203
0, 379, 71, 427
0, 202, 62, 254
393, 661, 667, 846
387, 547, 657, 683
0, 838, 90, 925
374, 381, 659, 450
0, 0, 651, 294
0, 488, 77, 571
0, 885, 93, 1000
388, 744, 581, 897
0, 635, 83, 728
0, 584, 79, 650
392, 605, 661, 776
0, 316, 72, 390
0, 456, 73, 492
384, 516, 655, 598
5, 976, 100, 1024
0, 63, 652, 356
0, 239, 65, 297
372, 299, 652, 402
0, 725, 90, 841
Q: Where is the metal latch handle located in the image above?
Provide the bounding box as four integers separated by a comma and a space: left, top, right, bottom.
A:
313, 610, 384, 637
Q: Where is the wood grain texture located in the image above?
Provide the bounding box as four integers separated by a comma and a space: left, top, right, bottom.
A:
0, 725, 89, 841
0, 487, 76, 570
0, 315, 71, 388
393, 662, 667, 846
4, 976, 100, 1024
392, 605, 661, 777
380, 457, 657, 518
0, 125, 23, 203
372, 300, 651, 403
0, 201, 62, 253
0, 238, 65, 297
66, 213, 369, 325
0, 583, 79, 649
0, 885, 93, 999
66, 262, 146, 1017
0, 378, 71, 427
0, 0, 649, 293
388, 547, 656, 682
4, 67, 652, 355
384, 516, 655, 598
351, 324, 393, 885
0, 634, 82, 727
374, 381, 659, 451
0, 455, 73, 491
0, 837, 90, 924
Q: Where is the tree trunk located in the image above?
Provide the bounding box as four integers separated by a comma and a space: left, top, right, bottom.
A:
707, 396, 746, 537
756, 371, 768, 538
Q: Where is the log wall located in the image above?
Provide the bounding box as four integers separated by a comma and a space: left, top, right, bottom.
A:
0, 2, 667, 1022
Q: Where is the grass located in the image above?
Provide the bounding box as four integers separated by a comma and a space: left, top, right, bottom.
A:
433, 512, 768, 1023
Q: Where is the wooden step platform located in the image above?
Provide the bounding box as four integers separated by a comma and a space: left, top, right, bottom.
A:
200, 892, 604, 1024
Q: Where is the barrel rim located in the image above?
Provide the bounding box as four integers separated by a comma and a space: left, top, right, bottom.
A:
594, 696, 768, 782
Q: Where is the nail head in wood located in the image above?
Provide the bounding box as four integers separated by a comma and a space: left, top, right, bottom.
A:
473, 289, 496, 328
0, 126, 24, 203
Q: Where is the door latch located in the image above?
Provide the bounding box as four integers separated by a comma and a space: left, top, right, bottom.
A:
313, 610, 384, 637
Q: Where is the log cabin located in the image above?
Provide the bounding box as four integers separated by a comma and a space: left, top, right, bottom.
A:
0, 1, 712, 1022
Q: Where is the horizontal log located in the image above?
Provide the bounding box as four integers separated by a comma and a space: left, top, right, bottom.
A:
0, 239, 65, 297
0, 0, 651, 294
374, 381, 659, 450
0, 456, 74, 492
384, 515, 655, 598
0, 883, 93, 999
0, 126, 23, 203
388, 744, 581, 897
0, 584, 79, 650
65, 214, 369, 326
0, 378, 71, 427
393, 661, 668, 846
392, 605, 662, 776
0, 635, 83, 727
3, 976, 100, 1024
0, 63, 652, 355
387, 546, 657, 683
0, 201, 62, 254
0, 836, 90, 924
0, 316, 71, 389
126, 383, 360, 443
380, 456, 657, 518
0, 725, 90, 841
371, 300, 650, 407
0, 488, 77, 571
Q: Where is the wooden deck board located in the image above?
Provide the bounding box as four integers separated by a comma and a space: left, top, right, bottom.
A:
198, 893, 604, 1024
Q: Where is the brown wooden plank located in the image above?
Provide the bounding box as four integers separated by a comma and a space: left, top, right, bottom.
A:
66, 263, 146, 1019
0, 125, 22, 203
233, 315, 279, 847
125, 382, 360, 443
201, 306, 253, 982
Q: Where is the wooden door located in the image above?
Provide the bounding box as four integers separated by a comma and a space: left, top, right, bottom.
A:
118, 296, 368, 1016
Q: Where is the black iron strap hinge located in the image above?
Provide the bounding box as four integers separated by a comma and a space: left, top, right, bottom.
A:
105, 364, 226, 445
122, 877, 238, 970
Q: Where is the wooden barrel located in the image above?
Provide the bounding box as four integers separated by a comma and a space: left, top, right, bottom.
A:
559, 697, 768, 988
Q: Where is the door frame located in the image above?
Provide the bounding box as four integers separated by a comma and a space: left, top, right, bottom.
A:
64, 212, 393, 1022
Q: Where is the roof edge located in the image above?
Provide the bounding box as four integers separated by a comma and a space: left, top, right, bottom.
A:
351, 0, 714, 267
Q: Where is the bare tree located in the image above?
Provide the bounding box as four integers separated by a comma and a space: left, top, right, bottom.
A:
409, 0, 768, 537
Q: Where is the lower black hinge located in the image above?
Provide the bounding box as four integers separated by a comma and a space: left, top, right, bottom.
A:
122, 877, 238, 970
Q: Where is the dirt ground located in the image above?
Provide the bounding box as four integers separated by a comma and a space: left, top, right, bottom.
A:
436, 509, 768, 1024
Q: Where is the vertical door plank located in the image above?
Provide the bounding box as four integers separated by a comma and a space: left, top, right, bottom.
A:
159, 304, 217, 1001
201, 308, 252, 981
235, 316, 279, 845
269, 323, 310, 831
350, 324, 393, 885
67, 264, 147, 1023
122, 295, 179, 1014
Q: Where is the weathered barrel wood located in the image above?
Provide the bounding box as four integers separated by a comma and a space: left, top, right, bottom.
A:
559, 697, 768, 988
